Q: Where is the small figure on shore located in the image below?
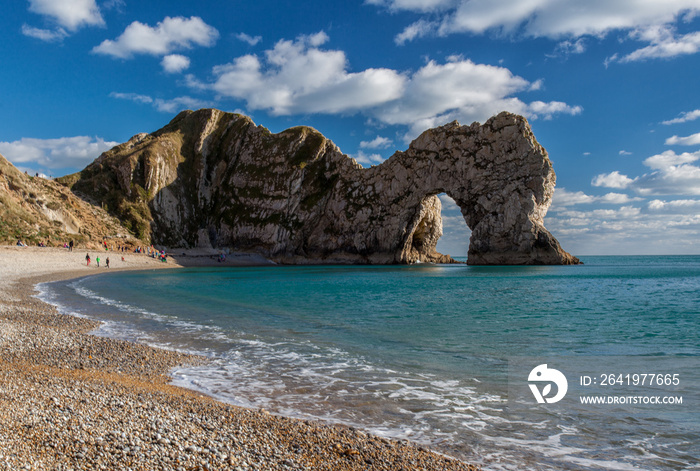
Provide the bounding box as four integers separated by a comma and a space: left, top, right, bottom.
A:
69, 240, 74, 252
121, 256, 125, 262
106, 257, 110, 268
16, 239, 26, 247
96, 256, 100, 267
86, 253, 91, 266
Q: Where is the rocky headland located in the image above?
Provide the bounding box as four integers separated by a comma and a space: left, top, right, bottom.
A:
56, 108, 578, 265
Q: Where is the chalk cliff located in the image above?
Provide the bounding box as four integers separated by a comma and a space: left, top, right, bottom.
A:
59, 108, 579, 265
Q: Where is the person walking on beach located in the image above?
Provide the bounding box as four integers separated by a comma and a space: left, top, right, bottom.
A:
106, 257, 110, 268
96, 256, 100, 267
69, 240, 74, 252
86, 253, 91, 266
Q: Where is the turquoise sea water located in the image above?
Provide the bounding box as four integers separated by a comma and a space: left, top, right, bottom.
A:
40, 256, 700, 470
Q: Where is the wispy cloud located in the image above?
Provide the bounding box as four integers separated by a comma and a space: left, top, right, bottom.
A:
665, 132, 700, 146
610, 27, 700, 63
21, 24, 69, 42
552, 188, 642, 207
360, 136, 393, 149
662, 109, 700, 125
110, 92, 213, 113
236, 32, 262, 46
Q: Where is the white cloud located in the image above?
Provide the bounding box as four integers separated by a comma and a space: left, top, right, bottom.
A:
205, 32, 406, 115
190, 33, 579, 141
372, 58, 580, 139
152, 96, 213, 114
237, 32, 262, 46
594, 151, 700, 196
545, 202, 700, 255
374, 0, 700, 63
552, 188, 595, 206
662, 109, 700, 125
526, 100, 582, 120
353, 150, 386, 167
93, 16, 219, 59
555, 38, 586, 55
21, 24, 69, 42
102, 0, 125, 11
614, 28, 700, 63
161, 54, 191, 73
599, 193, 643, 204
634, 163, 700, 195
552, 188, 642, 207
591, 171, 636, 189
547, 145, 700, 255
395, 20, 438, 45
643, 150, 700, 169
665, 132, 700, 146
648, 199, 700, 213
360, 136, 393, 149
439, 1, 700, 39
366, 0, 456, 13
110, 92, 154, 104
619, 150, 633, 155
0, 136, 118, 170
110, 92, 213, 113
27, 0, 103, 31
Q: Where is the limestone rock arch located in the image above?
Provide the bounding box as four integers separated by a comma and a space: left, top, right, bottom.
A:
65, 109, 579, 265
316, 112, 579, 265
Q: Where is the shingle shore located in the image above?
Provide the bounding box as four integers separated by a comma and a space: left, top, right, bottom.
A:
0, 248, 480, 470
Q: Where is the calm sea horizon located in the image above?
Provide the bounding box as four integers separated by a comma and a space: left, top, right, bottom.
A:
39, 255, 700, 470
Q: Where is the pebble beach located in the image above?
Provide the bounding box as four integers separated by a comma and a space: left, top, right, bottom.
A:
0, 246, 480, 471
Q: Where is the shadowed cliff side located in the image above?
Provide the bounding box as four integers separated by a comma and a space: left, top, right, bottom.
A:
58, 108, 579, 265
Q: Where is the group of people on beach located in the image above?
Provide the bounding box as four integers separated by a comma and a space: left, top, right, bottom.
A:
145, 245, 168, 262
84, 243, 167, 267
16, 238, 54, 247
85, 253, 110, 268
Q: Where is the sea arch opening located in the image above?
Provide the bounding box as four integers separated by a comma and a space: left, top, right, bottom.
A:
402, 189, 474, 264
435, 192, 472, 261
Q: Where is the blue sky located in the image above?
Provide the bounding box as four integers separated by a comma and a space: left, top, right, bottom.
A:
1, 0, 700, 256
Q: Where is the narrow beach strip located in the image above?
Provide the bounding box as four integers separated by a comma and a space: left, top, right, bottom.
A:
0, 246, 479, 470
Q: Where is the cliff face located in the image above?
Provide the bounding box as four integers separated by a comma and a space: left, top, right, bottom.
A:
0, 153, 140, 248
60, 108, 579, 265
